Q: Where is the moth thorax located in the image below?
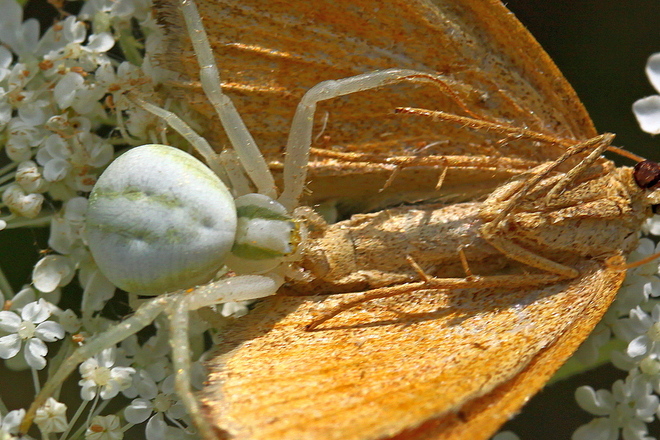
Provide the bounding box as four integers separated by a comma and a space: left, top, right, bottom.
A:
226, 193, 295, 274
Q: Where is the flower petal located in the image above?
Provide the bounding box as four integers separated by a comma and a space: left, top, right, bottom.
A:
572, 417, 617, 440
647, 53, 660, 94
1, 408, 25, 434
35, 321, 64, 342
628, 335, 651, 358
633, 95, 660, 135
575, 386, 615, 415
53, 72, 84, 109
0, 334, 21, 359
24, 337, 47, 369
124, 398, 153, 424
32, 255, 75, 293
145, 414, 166, 440
0, 310, 21, 332
86, 32, 114, 53
21, 299, 50, 324
78, 379, 97, 401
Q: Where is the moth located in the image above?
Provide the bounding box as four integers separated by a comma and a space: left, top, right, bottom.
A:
149, 0, 658, 439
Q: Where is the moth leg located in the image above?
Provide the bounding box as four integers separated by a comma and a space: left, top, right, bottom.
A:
20, 295, 172, 433
178, 0, 276, 198
544, 133, 615, 201
478, 229, 579, 278
306, 272, 564, 331
476, 133, 616, 278
486, 133, 614, 226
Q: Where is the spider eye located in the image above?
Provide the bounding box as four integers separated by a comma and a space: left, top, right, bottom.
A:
85, 144, 237, 295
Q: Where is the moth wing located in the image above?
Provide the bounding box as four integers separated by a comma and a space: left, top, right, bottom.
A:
202, 259, 624, 440
153, 0, 600, 208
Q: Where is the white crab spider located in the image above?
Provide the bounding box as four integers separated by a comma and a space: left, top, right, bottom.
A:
21, 0, 441, 436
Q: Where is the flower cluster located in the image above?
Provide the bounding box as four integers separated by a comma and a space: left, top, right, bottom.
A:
568, 55, 660, 440
0, 0, 210, 439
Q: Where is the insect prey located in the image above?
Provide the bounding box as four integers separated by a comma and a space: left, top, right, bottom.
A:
146, 0, 660, 439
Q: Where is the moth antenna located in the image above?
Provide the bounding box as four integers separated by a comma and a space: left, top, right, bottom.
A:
309, 147, 539, 172
609, 251, 660, 271
395, 107, 576, 147
608, 145, 646, 163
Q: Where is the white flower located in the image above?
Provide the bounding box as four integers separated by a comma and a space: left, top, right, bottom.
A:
15, 160, 46, 193
120, 333, 170, 389
85, 414, 123, 440
32, 255, 75, 293
48, 198, 87, 255
644, 214, 660, 236
7, 285, 61, 312
634, 53, 660, 134
34, 397, 68, 434
124, 369, 205, 440
0, 299, 64, 369
124, 374, 187, 424
1, 183, 44, 218
0, 0, 39, 58
0, 409, 25, 434
0, 409, 25, 436
55, 309, 81, 334
621, 305, 660, 358
574, 374, 659, 440
78, 347, 135, 400
0, 45, 12, 82
612, 239, 660, 314
5, 115, 47, 163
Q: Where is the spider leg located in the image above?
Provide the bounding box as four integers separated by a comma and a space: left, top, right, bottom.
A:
20, 295, 172, 433
179, 0, 277, 199
278, 68, 445, 210
168, 274, 283, 437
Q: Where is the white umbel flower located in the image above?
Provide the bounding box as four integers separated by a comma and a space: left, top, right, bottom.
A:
85, 414, 123, 440
0, 298, 64, 369
32, 255, 75, 293
34, 397, 68, 434
574, 375, 659, 440
78, 347, 135, 400
634, 53, 660, 134
622, 305, 660, 359
0, 409, 24, 436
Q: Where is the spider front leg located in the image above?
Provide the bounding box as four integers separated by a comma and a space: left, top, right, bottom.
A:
278, 68, 447, 210
167, 275, 282, 439
178, 0, 276, 198
20, 275, 280, 435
